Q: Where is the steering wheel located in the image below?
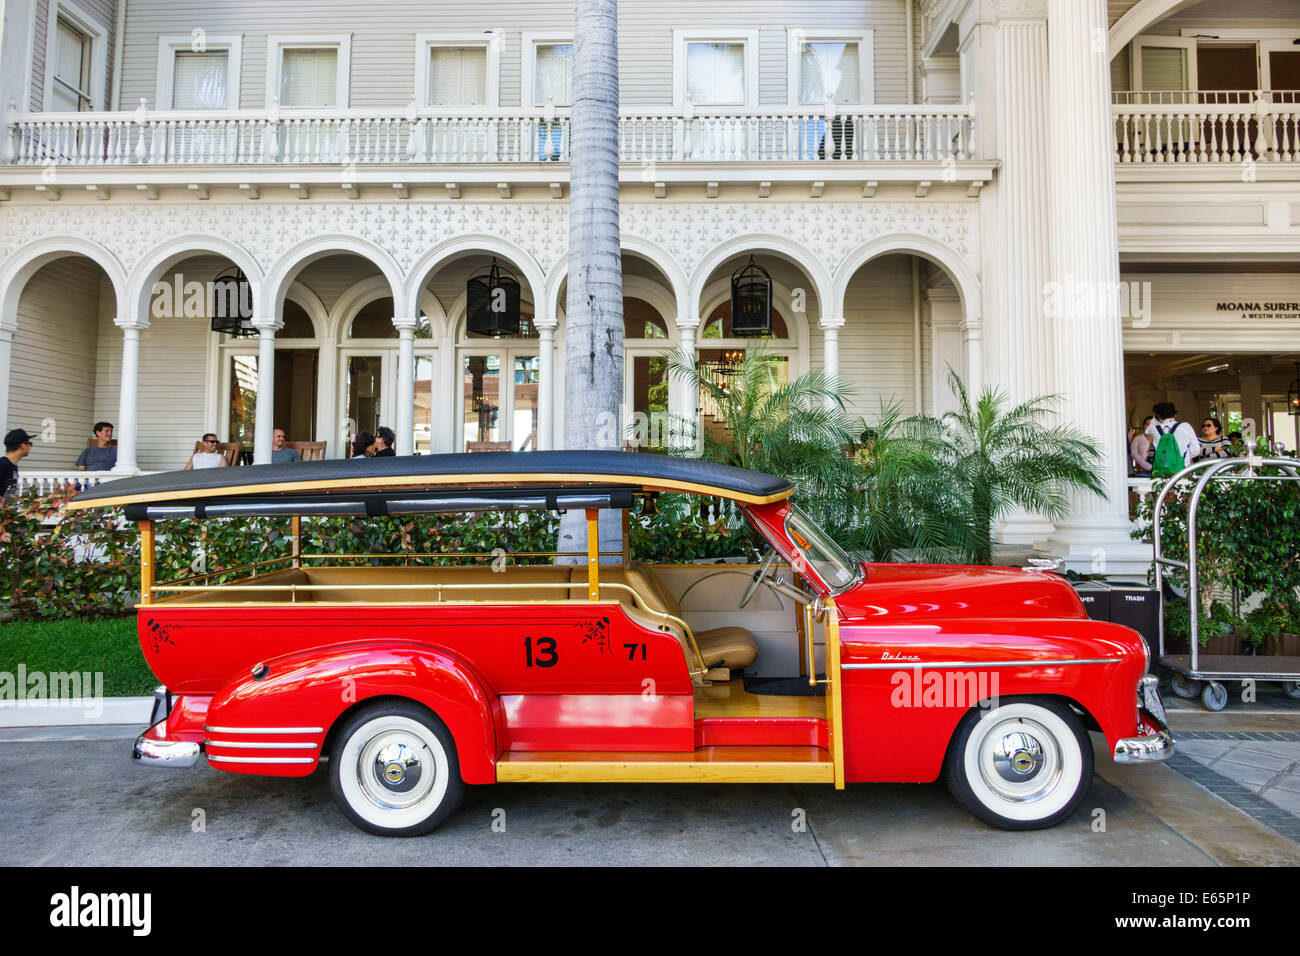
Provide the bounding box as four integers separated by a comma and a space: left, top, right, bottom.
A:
740, 548, 780, 608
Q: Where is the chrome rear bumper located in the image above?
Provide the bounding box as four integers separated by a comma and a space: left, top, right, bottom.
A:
133, 733, 202, 768
1113, 675, 1175, 764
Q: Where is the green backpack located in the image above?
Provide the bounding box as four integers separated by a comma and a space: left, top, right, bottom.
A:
1152, 424, 1184, 477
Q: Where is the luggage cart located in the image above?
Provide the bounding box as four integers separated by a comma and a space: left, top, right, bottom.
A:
1153, 455, 1300, 711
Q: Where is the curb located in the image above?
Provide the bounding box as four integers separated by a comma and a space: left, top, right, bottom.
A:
0, 696, 153, 728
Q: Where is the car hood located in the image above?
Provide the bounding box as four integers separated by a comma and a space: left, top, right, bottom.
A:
834, 563, 1088, 623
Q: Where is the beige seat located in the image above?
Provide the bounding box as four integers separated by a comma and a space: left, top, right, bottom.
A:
625, 561, 759, 671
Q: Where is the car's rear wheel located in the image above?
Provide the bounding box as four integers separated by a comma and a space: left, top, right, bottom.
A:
330, 701, 464, 837
944, 698, 1093, 831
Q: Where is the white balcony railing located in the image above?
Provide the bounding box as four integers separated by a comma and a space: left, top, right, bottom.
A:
2, 103, 977, 167
1113, 90, 1300, 164
14, 470, 137, 496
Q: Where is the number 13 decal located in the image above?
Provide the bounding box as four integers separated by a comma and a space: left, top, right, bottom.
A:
523, 635, 558, 668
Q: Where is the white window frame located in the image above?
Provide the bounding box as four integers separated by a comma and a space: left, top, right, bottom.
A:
156, 35, 243, 110
1131, 35, 1198, 93
43, 0, 109, 112
265, 34, 352, 109
672, 29, 759, 110
786, 29, 874, 107
521, 32, 574, 108
414, 32, 500, 108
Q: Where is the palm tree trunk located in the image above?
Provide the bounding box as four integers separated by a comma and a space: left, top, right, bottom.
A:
557, 0, 625, 561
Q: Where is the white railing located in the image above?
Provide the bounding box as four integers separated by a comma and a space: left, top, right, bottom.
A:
1113, 91, 1300, 164
15, 470, 139, 496
3, 103, 976, 167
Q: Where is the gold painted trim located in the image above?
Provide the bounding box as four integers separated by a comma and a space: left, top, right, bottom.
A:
67, 472, 793, 511
139, 519, 155, 605
495, 752, 835, 784
824, 599, 846, 791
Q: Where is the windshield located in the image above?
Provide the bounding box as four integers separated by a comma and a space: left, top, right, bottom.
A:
782, 504, 860, 593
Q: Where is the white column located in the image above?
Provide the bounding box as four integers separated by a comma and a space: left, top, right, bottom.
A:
393, 315, 418, 456
820, 320, 841, 384
0, 326, 12, 437
985, 2, 1057, 546
1044, 0, 1148, 576
677, 322, 698, 452
112, 320, 145, 474
537, 324, 556, 450
252, 319, 279, 464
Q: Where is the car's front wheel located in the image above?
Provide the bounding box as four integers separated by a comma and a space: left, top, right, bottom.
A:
944, 698, 1093, 831
330, 701, 464, 837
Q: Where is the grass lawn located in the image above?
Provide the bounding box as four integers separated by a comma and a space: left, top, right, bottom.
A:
0, 616, 155, 697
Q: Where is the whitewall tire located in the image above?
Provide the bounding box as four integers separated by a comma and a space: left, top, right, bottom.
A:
944, 698, 1093, 831
330, 701, 465, 837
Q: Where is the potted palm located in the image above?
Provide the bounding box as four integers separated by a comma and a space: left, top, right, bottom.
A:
915, 370, 1107, 566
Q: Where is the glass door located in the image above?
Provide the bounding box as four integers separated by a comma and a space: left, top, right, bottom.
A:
341, 352, 389, 456
458, 347, 538, 451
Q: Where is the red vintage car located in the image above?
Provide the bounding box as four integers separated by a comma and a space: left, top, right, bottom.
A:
69, 450, 1171, 835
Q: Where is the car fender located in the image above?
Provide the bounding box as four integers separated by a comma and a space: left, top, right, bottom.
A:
838, 617, 1148, 783
205, 640, 498, 783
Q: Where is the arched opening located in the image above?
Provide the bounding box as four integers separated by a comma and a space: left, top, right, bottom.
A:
5, 254, 119, 474
552, 249, 681, 450
414, 250, 541, 453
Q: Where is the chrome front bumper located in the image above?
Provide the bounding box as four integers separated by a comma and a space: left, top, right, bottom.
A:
1113, 675, 1175, 765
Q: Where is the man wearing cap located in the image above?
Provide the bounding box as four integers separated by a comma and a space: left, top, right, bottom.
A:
2, 428, 33, 497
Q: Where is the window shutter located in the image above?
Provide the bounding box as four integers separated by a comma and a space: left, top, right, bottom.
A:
534, 44, 572, 106
686, 42, 745, 105
280, 48, 338, 107
430, 47, 487, 106
172, 51, 229, 109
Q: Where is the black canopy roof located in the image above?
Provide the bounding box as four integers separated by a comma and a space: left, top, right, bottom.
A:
67, 450, 793, 518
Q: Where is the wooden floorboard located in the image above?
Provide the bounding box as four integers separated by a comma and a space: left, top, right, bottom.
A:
496, 746, 834, 783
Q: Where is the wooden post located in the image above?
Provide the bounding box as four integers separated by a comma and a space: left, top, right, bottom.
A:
824, 599, 845, 790
586, 508, 600, 601
139, 519, 155, 606
290, 514, 301, 569
621, 507, 630, 566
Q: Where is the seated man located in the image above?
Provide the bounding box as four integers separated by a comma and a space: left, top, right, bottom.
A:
185, 434, 229, 470
75, 421, 117, 472
269, 428, 300, 464
372, 426, 397, 458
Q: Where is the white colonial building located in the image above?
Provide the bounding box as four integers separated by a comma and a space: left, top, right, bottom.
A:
0, 0, 1297, 573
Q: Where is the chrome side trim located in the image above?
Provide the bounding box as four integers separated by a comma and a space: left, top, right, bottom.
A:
207, 755, 316, 764
204, 740, 318, 750
840, 657, 1122, 670
133, 735, 201, 769
203, 725, 324, 734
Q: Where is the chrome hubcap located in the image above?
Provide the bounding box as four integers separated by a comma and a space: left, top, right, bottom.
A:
992, 731, 1045, 782
977, 718, 1062, 804
357, 731, 435, 810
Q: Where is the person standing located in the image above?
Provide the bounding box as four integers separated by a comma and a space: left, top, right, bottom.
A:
269, 428, 301, 464
1147, 402, 1199, 476
1129, 414, 1154, 474
1, 428, 33, 496
1199, 417, 1231, 459
75, 422, 117, 472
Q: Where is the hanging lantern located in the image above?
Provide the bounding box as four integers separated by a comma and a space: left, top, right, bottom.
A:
1288, 362, 1300, 417
730, 255, 772, 337
466, 258, 522, 337
210, 268, 256, 337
